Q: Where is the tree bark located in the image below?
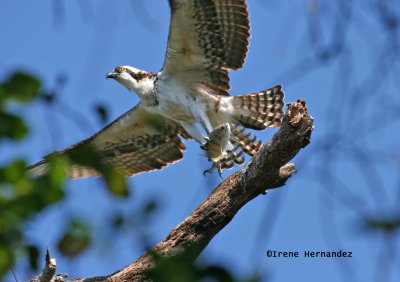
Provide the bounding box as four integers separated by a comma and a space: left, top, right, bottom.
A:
43, 99, 313, 282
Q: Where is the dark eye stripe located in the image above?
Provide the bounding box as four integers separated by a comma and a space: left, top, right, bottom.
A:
125, 69, 153, 81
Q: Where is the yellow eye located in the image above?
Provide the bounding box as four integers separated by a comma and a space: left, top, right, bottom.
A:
115, 66, 125, 73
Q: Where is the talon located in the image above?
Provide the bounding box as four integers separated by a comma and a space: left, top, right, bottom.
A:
203, 162, 217, 176
203, 166, 214, 176
203, 161, 223, 178
217, 166, 223, 178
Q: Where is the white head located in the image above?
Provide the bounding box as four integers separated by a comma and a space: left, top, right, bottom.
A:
106, 66, 156, 97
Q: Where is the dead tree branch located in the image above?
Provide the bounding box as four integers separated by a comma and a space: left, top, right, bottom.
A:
39, 99, 313, 282
29, 249, 67, 282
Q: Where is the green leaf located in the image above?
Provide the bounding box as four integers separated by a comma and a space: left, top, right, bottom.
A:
1, 159, 26, 184
57, 219, 91, 257
0, 72, 41, 104
0, 71, 68, 278
102, 168, 129, 197
0, 243, 15, 275
0, 112, 28, 140
26, 245, 40, 270
65, 144, 129, 197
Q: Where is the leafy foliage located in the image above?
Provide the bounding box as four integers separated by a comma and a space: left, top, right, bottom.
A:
0, 71, 132, 278
0, 72, 40, 104
0, 72, 40, 141
63, 144, 129, 196
0, 71, 67, 275
57, 219, 91, 257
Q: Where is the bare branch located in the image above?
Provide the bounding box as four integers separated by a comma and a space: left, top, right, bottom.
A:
36, 99, 313, 282
29, 249, 58, 282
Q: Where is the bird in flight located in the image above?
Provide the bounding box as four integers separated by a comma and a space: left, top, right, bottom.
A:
29, 0, 285, 178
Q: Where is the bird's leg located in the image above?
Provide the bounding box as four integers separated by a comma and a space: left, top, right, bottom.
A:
180, 122, 207, 144
189, 102, 231, 160
185, 103, 232, 176
191, 104, 214, 135
194, 110, 216, 158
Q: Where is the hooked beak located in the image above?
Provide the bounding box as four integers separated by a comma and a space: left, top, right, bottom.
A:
106, 71, 117, 79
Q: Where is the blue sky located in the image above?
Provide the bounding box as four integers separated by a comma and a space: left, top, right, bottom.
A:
2, 1, 400, 281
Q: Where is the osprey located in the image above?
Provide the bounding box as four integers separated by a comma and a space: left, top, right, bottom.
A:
29, 0, 285, 178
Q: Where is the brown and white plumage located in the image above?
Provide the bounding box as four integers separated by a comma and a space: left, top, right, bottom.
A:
163, 0, 250, 96
29, 0, 285, 178
28, 105, 190, 178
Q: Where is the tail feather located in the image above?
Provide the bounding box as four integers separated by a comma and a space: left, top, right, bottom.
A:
231, 125, 262, 156
232, 85, 285, 130
236, 115, 267, 130
219, 138, 245, 169
217, 124, 264, 170
219, 151, 244, 170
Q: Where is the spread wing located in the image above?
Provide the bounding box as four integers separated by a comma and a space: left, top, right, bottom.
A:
162, 0, 250, 96
28, 104, 190, 178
